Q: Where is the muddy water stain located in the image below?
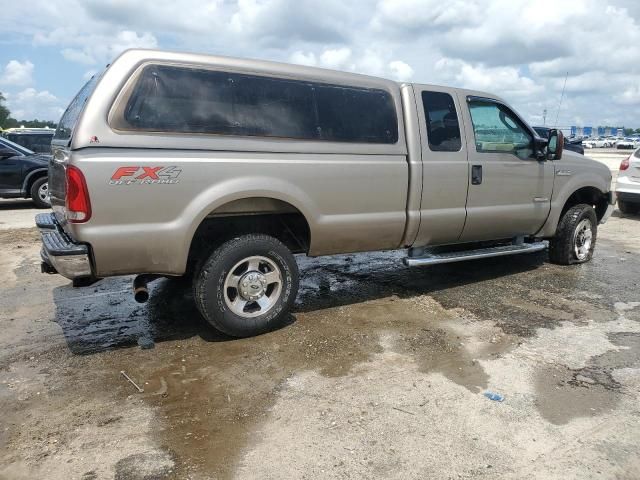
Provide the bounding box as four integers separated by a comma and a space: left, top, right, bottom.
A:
111, 294, 515, 478
534, 364, 617, 425
534, 332, 640, 425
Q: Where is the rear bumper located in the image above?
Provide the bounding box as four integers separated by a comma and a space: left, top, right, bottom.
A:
616, 174, 640, 197
36, 213, 94, 280
616, 191, 640, 204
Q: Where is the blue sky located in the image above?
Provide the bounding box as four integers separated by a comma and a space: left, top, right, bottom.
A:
1, 0, 639, 128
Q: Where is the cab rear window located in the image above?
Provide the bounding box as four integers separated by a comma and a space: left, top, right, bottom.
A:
54, 72, 103, 142
118, 64, 398, 144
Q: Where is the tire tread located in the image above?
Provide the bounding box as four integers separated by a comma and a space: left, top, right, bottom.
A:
548, 204, 597, 265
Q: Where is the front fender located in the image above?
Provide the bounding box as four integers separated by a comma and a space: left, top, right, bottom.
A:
539, 168, 611, 237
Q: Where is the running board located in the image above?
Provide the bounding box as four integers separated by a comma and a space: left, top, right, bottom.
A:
403, 241, 547, 267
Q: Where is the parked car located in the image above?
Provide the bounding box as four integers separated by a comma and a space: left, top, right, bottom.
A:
37, 49, 614, 338
0, 137, 51, 207
617, 138, 639, 150
2, 128, 55, 154
581, 137, 611, 149
616, 147, 640, 214
534, 127, 584, 155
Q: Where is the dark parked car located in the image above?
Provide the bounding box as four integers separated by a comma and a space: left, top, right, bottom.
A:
2, 128, 55, 154
534, 127, 584, 155
0, 137, 51, 208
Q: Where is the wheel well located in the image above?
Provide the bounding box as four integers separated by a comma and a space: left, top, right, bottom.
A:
561, 187, 609, 222
187, 197, 311, 275
24, 170, 47, 194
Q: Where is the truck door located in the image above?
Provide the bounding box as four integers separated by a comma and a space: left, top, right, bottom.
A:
0, 150, 23, 192
457, 95, 554, 242
412, 85, 469, 246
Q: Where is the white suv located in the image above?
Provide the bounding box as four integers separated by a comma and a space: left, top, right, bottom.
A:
616, 147, 640, 214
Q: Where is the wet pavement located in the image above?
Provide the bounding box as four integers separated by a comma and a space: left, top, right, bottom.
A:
1, 210, 639, 479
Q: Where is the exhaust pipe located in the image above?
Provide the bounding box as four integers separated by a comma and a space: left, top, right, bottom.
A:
133, 274, 159, 303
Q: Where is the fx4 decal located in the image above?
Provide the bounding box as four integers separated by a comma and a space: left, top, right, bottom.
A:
109, 166, 182, 185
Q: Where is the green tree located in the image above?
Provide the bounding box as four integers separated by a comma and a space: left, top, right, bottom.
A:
0, 92, 10, 128
0, 94, 57, 130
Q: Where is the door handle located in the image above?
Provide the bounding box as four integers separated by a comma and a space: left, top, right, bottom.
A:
471, 165, 482, 185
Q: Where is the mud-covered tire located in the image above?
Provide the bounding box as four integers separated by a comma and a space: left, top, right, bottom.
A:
193, 234, 299, 338
30, 177, 50, 208
548, 204, 597, 265
618, 199, 638, 215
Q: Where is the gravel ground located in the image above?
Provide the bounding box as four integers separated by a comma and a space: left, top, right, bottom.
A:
1, 152, 639, 479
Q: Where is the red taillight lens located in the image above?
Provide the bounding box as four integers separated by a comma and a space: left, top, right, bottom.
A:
65, 165, 91, 223
620, 156, 630, 171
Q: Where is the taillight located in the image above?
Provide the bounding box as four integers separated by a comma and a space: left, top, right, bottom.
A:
620, 156, 630, 171
65, 165, 91, 223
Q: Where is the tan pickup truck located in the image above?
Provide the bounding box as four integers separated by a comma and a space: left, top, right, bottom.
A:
37, 49, 614, 337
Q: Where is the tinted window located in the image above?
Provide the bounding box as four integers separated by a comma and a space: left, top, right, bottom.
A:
315, 84, 397, 143
6, 133, 53, 153
122, 65, 398, 144
421, 91, 461, 152
533, 127, 548, 137
468, 100, 533, 159
55, 72, 103, 142
0, 136, 34, 155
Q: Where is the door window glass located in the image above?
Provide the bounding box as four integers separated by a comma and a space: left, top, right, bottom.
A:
468, 100, 533, 159
421, 91, 461, 152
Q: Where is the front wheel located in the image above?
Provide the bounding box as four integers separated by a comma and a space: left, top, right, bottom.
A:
193, 234, 299, 337
548, 204, 597, 265
30, 177, 50, 208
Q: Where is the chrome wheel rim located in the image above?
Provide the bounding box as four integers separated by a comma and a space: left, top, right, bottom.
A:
38, 182, 50, 204
223, 255, 283, 318
573, 218, 593, 260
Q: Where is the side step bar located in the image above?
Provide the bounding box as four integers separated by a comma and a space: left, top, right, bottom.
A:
404, 241, 547, 267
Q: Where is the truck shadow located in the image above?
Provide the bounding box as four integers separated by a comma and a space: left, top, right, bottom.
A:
52, 250, 546, 355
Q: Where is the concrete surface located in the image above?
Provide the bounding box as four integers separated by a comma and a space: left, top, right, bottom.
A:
0, 200, 42, 230
1, 185, 639, 479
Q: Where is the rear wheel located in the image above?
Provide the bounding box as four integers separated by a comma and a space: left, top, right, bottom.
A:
193, 234, 299, 337
618, 199, 639, 215
30, 177, 50, 208
549, 204, 597, 265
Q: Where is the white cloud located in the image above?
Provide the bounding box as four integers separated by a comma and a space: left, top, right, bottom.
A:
0, 60, 34, 87
435, 58, 542, 97
319, 47, 352, 70
5, 88, 64, 121
615, 86, 640, 105
388, 61, 414, 82
289, 51, 317, 67
1, 0, 640, 126
59, 31, 158, 66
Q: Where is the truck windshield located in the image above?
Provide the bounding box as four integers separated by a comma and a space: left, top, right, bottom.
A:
54, 71, 103, 143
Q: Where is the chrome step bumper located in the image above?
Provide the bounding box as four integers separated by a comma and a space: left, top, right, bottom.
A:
36, 213, 94, 280
404, 241, 547, 267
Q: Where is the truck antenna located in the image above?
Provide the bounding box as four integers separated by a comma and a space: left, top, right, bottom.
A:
554, 72, 568, 128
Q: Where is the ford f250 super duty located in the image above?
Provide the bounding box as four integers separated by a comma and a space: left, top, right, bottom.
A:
37, 49, 614, 337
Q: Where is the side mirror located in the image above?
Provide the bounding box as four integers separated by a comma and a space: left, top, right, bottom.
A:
0, 147, 17, 159
533, 136, 548, 161
547, 129, 564, 160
